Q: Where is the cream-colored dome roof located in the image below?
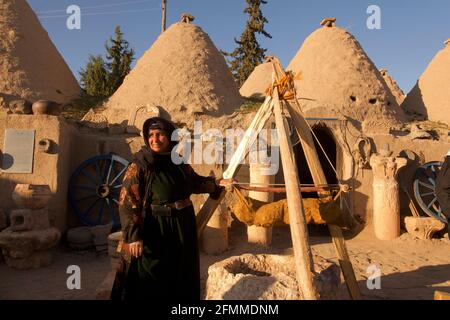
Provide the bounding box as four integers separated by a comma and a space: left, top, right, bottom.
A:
239, 62, 274, 100
287, 26, 405, 132
103, 22, 242, 126
0, 0, 80, 104
401, 41, 450, 125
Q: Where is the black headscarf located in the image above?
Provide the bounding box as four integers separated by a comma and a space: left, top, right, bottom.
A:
142, 117, 177, 150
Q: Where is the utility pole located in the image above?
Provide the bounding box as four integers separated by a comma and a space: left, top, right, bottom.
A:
161, 0, 167, 33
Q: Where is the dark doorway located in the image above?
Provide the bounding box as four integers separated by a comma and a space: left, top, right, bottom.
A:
294, 125, 338, 199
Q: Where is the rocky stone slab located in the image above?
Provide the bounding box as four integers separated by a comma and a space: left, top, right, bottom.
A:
206, 254, 340, 300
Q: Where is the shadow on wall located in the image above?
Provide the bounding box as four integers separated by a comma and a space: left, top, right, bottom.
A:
0, 176, 16, 219
351, 188, 370, 227
359, 264, 450, 300
401, 83, 428, 119
398, 149, 423, 221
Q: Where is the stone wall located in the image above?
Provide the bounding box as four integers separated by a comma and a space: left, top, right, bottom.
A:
0, 114, 73, 231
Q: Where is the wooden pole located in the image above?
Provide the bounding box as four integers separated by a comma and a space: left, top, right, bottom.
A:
272, 88, 318, 300
161, 0, 167, 33
268, 57, 362, 299
285, 100, 363, 300
223, 96, 273, 180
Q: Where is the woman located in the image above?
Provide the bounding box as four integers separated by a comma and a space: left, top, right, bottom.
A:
111, 117, 221, 301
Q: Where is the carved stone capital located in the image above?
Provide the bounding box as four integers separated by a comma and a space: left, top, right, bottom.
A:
370, 154, 407, 180
404, 217, 446, 240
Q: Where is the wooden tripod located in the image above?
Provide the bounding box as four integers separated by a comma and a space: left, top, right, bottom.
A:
196, 58, 362, 300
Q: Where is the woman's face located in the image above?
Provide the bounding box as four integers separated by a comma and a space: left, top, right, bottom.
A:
148, 129, 170, 153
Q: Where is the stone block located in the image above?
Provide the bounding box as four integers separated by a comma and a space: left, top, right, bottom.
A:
93, 237, 108, 246
91, 223, 112, 240
107, 232, 122, 258
10, 209, 50, 231
91, 224, 112, 251
67, 226, 93, 245
69, 241, 94, 250
95, 244, 108, 253
4, 251, 52, 269
404, 217, 446, 240
107, 231, 122, 245
206, 254, 340, 300
2, 246, 34, 259
0, 228, 61, 252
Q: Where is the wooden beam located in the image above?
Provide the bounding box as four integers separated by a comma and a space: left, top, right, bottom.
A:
196, 190, 227, 239
223, 96, 273, 179
329, 224, 363, 300
273, 88, 318, 300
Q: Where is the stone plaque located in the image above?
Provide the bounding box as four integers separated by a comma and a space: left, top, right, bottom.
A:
1, 129, 35, 173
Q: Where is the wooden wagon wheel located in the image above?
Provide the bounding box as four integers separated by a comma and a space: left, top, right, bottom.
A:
68, 153, 129, 228
413, 161, 447, 223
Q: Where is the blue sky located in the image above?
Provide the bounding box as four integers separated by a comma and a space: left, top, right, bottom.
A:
28, 0, 450, 93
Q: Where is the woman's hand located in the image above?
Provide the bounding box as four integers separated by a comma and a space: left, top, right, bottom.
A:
127, 240, 143, 258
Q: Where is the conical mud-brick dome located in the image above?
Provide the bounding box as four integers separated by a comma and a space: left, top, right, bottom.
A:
287, 24, 406, 132
0, 0, 80, 104
103, 21, 242, 127
239, 62, 273, 100
401, 40, 450, 125
380, 69, 405, 106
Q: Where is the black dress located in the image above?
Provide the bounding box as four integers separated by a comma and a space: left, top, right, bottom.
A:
112, 147, 215, 301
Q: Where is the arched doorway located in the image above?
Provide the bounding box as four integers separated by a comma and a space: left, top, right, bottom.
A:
294, 124, 338, 199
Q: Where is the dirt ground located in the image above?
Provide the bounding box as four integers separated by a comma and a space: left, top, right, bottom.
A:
0, 223, 449, 300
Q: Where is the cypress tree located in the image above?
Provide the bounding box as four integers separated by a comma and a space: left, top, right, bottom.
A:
226, 0, 272, 87
78, 26, 134, 101
105, 26, 135, 94
79, 55, 109, 98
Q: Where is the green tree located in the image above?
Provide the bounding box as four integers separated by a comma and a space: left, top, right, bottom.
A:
226, 0, 272, 87
105, 26, 135, 94
78, 26, 134, 100
79, 55, 109, 98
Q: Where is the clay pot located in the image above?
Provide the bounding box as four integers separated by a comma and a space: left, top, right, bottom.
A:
11, 184, 52, 209
32, 100, 63, 116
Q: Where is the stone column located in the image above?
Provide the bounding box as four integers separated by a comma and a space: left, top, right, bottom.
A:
247, 161, 275, 246
370, 153, 407, 240
202, 200, 229, 255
